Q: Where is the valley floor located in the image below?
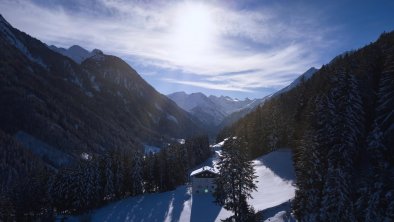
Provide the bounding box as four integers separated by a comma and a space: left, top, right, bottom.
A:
64, 148, 296, 222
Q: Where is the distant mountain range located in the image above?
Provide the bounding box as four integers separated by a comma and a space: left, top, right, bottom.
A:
167, 67, 318, 135
167, 92, 265, 134
0, 14, 204, 168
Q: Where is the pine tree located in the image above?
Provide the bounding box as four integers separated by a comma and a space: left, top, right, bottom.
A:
294, 95, 334, 221
143, 153, 156, 193
131, 149, 143, 196
319, 69, 363, 222
214, 137, 257, 221
363, 56, 394, 221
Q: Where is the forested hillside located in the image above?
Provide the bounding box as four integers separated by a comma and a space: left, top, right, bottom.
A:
0, 15, 211, 220
219, 31, 394, 220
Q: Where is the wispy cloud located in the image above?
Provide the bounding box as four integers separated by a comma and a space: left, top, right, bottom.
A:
0, 0, 334, 94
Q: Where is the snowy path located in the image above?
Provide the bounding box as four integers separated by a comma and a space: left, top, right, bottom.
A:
69, 148, 295, 222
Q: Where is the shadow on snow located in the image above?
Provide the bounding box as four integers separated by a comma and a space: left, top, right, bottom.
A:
83, 185, 220, 222
254, 149, 295, 182
190, 193, 222, 222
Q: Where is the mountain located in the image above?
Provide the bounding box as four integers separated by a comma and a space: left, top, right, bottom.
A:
167, 92, 263, 135
208, 95, 259, 114
167, 92, 227, 126
168, 68, 319, 136
218, 31, 394, 221
49, 45, 94, 64
272, 67, 318, 97
0, 14, 203, 168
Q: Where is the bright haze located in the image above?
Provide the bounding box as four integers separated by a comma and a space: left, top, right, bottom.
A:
1, 0, 393, 98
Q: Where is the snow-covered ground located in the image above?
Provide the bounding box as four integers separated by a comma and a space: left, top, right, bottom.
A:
143, 144, 161, 154
67, 145, 295, 222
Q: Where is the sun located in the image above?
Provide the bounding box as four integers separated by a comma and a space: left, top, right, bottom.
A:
169, 2, 217, 62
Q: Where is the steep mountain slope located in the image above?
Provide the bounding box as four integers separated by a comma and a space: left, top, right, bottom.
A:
219, 31, 394, 221
272, 67, 318, 97
0, 14, 203, 167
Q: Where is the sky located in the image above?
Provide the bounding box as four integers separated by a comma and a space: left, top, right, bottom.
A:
1, 0, 394, 99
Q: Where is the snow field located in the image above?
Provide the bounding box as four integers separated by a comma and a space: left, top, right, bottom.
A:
69, 147, 295, 222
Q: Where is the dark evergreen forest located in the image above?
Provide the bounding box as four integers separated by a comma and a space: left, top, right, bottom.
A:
0, 131, 211, 220
219, 32, 394, 221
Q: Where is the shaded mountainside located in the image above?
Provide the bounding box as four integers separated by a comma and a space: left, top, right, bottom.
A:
0, 14, 204, 165
219, 31, 394, 220
0, 15, 212, 219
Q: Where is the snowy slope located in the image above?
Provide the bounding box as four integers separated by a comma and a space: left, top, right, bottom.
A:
68, 144, 296, 222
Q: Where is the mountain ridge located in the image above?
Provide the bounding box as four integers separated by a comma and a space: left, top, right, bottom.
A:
167, 91, 264, 135
0, 14, 204, 167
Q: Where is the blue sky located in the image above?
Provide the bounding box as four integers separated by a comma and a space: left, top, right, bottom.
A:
1, 0, 393, 99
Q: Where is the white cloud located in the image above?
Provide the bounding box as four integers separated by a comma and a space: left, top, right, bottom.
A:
0, 0, 331, 92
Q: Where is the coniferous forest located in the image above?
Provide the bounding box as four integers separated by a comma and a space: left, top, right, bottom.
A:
0, 132, 210, 220
1, 1, 394, 221
220, 32, 394, 221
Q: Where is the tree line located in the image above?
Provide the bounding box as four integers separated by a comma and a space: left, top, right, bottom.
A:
217, 31, 394, 221
0, 134, 211, 221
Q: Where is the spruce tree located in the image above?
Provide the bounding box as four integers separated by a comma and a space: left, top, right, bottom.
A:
214, 137, 257, 221
131, 149, 144, 196
363, 57, 394, 221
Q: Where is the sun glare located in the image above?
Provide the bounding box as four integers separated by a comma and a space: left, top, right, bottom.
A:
169, 2, 217, 62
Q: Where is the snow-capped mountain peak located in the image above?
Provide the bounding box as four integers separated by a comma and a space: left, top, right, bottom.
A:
168, 92, 264, 131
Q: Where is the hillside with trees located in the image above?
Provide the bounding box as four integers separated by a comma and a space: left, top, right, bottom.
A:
219, 31, 394, 220
0, 15, 210, 220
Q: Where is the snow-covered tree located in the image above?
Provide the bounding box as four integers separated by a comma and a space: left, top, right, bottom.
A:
214, 137, 257, 221
319, 70, 363, 222
131, 149, 143, 195
362, 58, 394, 221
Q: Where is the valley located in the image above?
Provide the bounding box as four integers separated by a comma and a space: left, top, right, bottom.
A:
65, 142, 296, 222
0, 1, 393, 221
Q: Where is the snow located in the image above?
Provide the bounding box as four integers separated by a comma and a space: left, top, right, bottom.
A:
68, 142, 296, 222
177, 139, 185, 144
190, 166, 218, 177
166, 114, 178, 124
264, 211, 292, 222
259, 201, 295, 222
143, 144, 161, 154
248, 149, 295, 211
211, 138, 228, 150
81, 152, 92, 160
167, 92, 263, 126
